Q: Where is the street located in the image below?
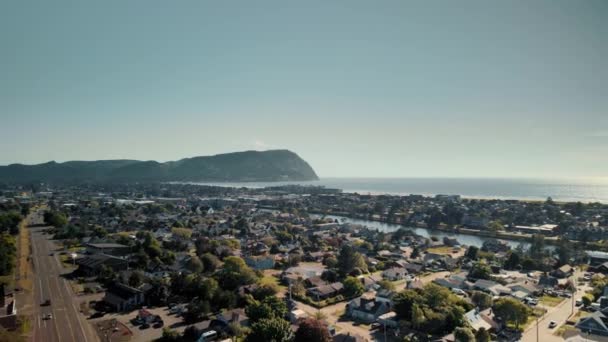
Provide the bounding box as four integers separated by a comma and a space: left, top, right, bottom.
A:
28, 220, 99, 342
522, 270, 590, 342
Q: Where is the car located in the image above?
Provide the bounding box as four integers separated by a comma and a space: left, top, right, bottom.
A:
153, 321, 164, 329
41, 299, 51, 306
370, 323, 381, 331
576, 300, 583, 307
43, 313, 53, 320
549, 321, 557, 328
140, 323, 150, 329
49, 253, 54, 256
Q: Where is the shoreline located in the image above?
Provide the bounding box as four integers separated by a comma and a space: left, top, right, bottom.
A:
179, 179, 607, 204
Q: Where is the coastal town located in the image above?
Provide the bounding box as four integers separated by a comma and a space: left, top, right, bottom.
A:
1, 183, 608, 342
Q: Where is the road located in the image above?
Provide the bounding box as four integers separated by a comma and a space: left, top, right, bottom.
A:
28, 217, 99, 342
522, 270, 590, 342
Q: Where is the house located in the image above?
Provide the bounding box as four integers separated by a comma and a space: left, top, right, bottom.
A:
587, 251, 608, 266
216, 308, 249, 328
576, 311, 608, 336
552, 264, 574, 279
538, 274, 559, 288
473, 279, 511, 296
382, 267, 408, 281
346, 293, 390, 323
507, 282, 541, 296
401, 262, 424, 274
75, 254, 129, 276
290, 309, 307, 323
377, 311, 399, 328
245, 255, 275, 270
307, 282, 344, 301
86, 243, 131, 256
0, 284, 17, 330
305, 276, 327, 288
464, 308, 499, 332
103, 283, 145, 311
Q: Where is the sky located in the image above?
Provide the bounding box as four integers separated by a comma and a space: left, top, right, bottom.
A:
1, 0, 607, 178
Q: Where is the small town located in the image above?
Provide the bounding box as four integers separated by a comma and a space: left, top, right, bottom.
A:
1, 183, 608, 342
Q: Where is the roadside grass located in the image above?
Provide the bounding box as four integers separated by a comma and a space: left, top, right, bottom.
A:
59, 254, 77, 269
519, 307, 547, 330
555, 324, 578, 337
17, 217, 33, 291
540, 295, 565, 307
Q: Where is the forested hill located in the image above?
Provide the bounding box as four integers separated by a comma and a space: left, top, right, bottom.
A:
0, 150, 319, 183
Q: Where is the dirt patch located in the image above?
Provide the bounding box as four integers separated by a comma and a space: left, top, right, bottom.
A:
94, 318, 133, 342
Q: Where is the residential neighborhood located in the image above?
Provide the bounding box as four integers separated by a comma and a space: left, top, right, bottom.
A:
1, 183, 608, 341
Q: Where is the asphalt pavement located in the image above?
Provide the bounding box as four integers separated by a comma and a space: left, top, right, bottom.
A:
29, 222, 98, 342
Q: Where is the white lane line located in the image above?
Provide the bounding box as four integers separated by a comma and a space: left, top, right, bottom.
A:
62, 277, 88, 342
71, 301, 89, 342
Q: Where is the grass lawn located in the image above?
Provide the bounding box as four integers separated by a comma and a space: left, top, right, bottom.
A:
426, 246, 456, 255
540, 295, 565, 307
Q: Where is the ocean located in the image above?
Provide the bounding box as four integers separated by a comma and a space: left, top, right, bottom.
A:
190, 177, 608, 203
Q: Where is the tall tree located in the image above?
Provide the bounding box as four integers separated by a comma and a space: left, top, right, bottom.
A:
294, 318, 331, 342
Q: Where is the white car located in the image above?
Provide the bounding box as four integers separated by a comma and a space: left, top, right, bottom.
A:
549, 321, 557, 328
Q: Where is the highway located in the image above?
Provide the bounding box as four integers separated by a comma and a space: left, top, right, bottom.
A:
29, 217, 99, 342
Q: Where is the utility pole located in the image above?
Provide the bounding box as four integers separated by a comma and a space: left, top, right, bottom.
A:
536, 315, 539, 342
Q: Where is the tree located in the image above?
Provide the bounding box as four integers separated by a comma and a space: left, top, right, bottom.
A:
252, 283, 279, 300
493, 297, 531, 329
465, 246, 479, 260
454, 327, 476, 342
186, 255, 204, 273
504, 251, 521, 270
128, 270, 144, 288
158, 327, 181, 342
294, 318, 331, 342
582, 294, 593, 307
200, 253, 221, 273
487, 220, 504, 232
246, 296, 288, 323
410, 246, 420, 259
43, 211, 67, 228
475, 327, 490, 342
0, 211, 22, 235
343, 276, 364, 297
218, 256, 258, 290
246, 318, 293, 342
337, 245, 367, 276
555, 238, 573, 267
377, 280, 395, 291
469, 262, 492, 280
0, 234, 17, 276
393, 290, 423, 320
470, 291, 493, 310
183, 299, 211, 323
411, 303, 425, 329
171, 227, 192, 240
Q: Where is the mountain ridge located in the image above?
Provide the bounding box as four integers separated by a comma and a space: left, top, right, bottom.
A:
0, 150, 319, 183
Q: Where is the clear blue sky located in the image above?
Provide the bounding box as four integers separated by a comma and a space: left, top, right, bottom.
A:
1, 0, 607, 178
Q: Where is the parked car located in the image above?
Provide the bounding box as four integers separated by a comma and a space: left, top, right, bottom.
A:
549, 321, 557, 329
576, 300, 583, 307
41, 299, 51, 306
370, 323, 381, 331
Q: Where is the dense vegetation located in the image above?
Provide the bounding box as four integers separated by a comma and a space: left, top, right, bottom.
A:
0, 202, 26, 277
0, 150, 318, 183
